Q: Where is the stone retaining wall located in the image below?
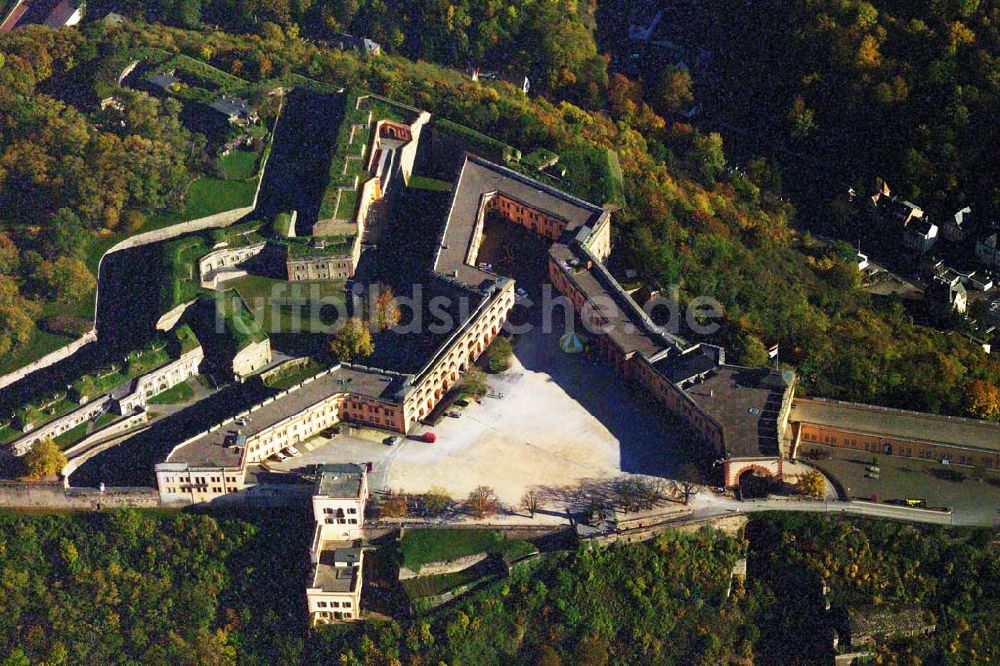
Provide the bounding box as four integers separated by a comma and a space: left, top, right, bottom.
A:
0, 330, 97, 391
398, 552, 487, 580
2, 94, 283, 388
0, 482, 159, 510
61, 417, 150, 478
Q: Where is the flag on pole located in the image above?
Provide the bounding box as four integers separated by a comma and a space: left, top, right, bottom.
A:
768, 344, 779, 359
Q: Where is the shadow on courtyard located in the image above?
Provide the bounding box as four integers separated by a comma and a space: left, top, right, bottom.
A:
477, 217, 694, 481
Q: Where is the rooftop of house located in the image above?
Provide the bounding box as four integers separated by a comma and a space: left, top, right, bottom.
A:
877, 194, 923, 222
682, 365, 792, 457
43, 0, 79, 27
315, 463, 366, 498
331, 33, 381, 54
907, 219, 937, 237
313, 541, 362, 592
148, 72, 180, 90
791, 397, 1000, 454
651, 344, 723, 383
165, 365, 407, 468
952, 206, 973, 227
209, 96, 254, 119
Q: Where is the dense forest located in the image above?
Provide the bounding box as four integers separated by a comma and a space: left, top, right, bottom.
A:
1, 11, 999, 416
0, 509, 997, 664
700, 0, 1000, 221
117, 0, 608, 103
0, 508, 313, 665
0, 26, 200, 359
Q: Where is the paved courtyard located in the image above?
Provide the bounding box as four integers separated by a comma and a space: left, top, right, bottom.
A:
805, 443, 1000, 525
270, 319, 689, 508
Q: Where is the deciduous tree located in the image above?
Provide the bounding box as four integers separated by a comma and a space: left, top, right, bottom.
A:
465, 485, 499, 518
372, 285, 401, 331
672, 464, 702, 505
966, 380, 1000, 421
21, 438, 66, 480
460, 367, 488, 397
38, 257, 95, 303
795, 470, 826, 499
520, 489, 540, 518
329, 317, 374, 361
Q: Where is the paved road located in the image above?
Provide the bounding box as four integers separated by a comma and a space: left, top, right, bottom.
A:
691, 493, 963, 526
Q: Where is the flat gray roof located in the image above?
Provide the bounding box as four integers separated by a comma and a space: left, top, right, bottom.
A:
315, 463, 365, 498
435, 154, 606, 288
167, 366, 407, 468
313, 541, 361, 592
686, 366, 787, 458
791, 398, 1000, 454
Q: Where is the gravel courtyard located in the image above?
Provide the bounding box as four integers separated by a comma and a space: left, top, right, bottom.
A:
276, 317, 689, 509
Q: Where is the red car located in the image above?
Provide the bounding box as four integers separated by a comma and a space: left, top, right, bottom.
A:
422, 432, 437, 443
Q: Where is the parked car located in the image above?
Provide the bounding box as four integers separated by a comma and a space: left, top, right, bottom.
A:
454, 399, 469, 408
285, 445, 302, 457
446, 411, 461, 418
272, 451, 288, 462
384, 436, 402, 446
422, 432, 437, 443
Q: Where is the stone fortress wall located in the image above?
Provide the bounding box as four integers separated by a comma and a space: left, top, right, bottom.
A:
199, 241, 268, 289
6, 344, 204, 457
0, 89, 283, 390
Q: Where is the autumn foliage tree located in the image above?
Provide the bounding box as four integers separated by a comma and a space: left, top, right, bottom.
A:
465, 486, 499, 518
966, 380, 1000, 421
21, 438, 67, 480
372, 284, 401, 331
38, 257, 96, 303
795, 470, 826, 499
654, 65, 694, 114
329, 317, 374, 361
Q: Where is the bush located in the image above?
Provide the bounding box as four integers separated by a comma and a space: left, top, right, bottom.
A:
39, 315, 92, 338
486, 336, 513, 373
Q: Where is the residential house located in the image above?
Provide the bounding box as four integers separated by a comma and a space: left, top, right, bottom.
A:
942, 206, 976, 242
43, 0, 83, 27
975, 225, 1000, 271
148, 71, 180, 91
209, 96, 258, 126
929, 275, 967, 314
856, 251, 869, 271
904, 218, 938, 254
870, 182, 924, 228
329, 33, 381, 56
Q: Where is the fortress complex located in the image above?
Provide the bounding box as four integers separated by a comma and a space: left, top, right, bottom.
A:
156, 122, 795, 503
